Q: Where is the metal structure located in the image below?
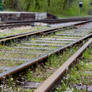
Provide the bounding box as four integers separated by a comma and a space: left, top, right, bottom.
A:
0, 20, 91, 41
0, 17, 91, 29
35, 38, 92, 92
0, 20, 91, 80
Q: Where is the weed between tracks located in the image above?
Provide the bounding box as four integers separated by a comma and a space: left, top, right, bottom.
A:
0, 28, 79, 70
0, 24, 91, 91
0, 26, 48, 37
0, 40, 86, 92
22, 44, 81, 83
55, 44, 92, 92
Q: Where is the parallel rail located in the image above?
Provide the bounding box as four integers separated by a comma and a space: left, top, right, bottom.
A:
0, 20, 91, 80
4, 17, 92, 24
0, 20, 91, 42
35, 38, 92, 92
0, 17, 92, 29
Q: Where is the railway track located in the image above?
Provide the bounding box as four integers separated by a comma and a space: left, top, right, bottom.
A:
35, 38, 92, 92
4, 16, 92, 24
0, 20, 91, 41
0, 17, 92, 29
0, 20, 91, 81
0, 20, 88, 38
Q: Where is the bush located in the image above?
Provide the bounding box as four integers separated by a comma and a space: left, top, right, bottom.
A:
2, 0, 92, 16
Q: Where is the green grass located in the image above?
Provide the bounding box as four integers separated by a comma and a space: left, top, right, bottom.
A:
22, 44, 81, 83
0, 39, 87, 92
3, 0, 91, 17
56, 45, 92, 92
0, 26, 48, 37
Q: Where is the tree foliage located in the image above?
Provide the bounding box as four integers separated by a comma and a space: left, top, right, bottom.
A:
3, 0, 18, 10
3, 0, 91, 16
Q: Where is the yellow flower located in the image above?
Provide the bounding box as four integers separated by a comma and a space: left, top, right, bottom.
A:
32, 38, 35, 40
50, 43, 54, 46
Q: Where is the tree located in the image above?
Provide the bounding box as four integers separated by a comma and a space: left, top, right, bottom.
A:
63, 0, 74, 9
48, 0, 50, 7
35, 0, 40, 9
3, 0, 17, 9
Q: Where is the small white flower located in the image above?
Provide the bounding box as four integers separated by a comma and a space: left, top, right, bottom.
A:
11, 78, 13, 81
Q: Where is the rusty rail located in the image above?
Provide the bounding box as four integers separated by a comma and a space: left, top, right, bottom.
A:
0, 33, 91, 80
0, 20, 91, 81
0, 20, 91, 43
4, 17, 92, 24
35, 38, 92, 92
0, 17, 92, 29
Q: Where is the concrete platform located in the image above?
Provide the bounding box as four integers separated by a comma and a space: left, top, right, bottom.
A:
0, 11, 47, 22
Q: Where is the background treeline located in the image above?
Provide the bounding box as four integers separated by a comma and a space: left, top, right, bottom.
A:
3, 0, 92, 16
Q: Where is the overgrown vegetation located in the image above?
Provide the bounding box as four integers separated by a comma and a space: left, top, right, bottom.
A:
0, 40, 83, 92
3, 0, 92, 16
56, 45, 92, 92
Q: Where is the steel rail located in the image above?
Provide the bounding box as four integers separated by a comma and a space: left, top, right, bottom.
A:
0, 17, 91, 29
0, 20, 91, 80
0, 20, 91, 43
0, 33, 91, 80
4, 17, 92, 24
35, 38, 92, 92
